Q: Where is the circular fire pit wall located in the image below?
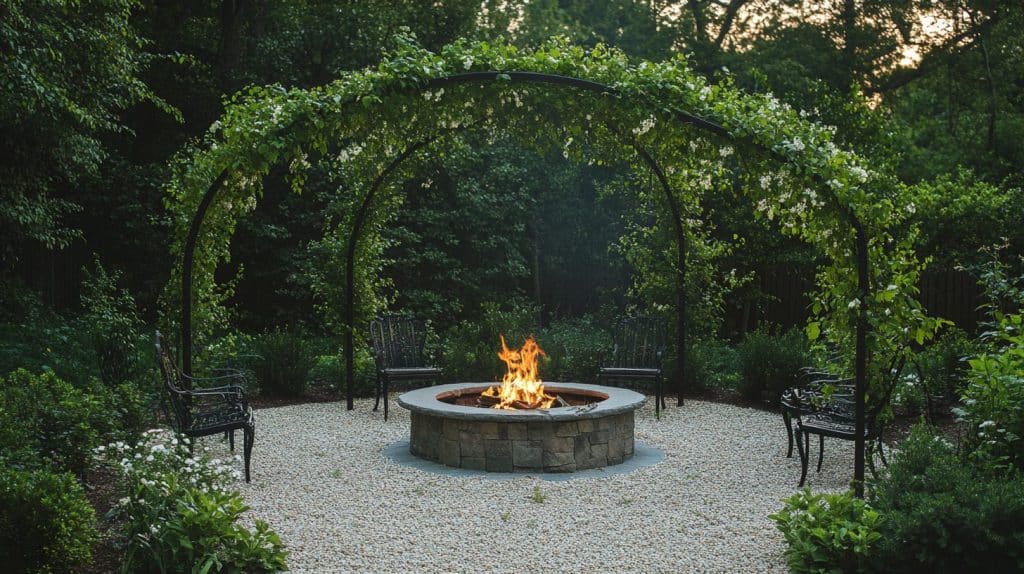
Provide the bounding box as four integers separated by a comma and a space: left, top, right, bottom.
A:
397, 383, 645, 472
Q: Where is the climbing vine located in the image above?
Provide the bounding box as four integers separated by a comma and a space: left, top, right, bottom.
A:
162, 35, 944, 386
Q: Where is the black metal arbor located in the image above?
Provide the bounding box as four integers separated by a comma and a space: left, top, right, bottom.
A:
177, 71, 873, 493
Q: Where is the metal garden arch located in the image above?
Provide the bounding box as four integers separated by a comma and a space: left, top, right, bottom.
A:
177, 70, 874, 493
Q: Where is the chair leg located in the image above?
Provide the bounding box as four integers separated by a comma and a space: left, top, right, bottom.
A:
229, 430, 235, 452
654, 380, 661, 418
816, 435, 824, 472
798, 431, 809, 487
373, 371, 382, 411
383, 379, 390, 422
243, 424, 255, 483
783, 411, 794, 458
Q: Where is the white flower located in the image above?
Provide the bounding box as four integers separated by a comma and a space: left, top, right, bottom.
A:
906, 202, 916, 214
632, 116, 656, 137
719, 146, 733, 158
850, 165, 868, 182
462, 56, 473, 70
848, 298, 861, 309
788, 138, 805, 152
979, 420, 996, 429
759, 175, 771, 190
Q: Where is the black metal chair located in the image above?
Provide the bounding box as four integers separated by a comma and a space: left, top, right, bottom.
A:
781, 368, 851, 458
155, 331, 255, 482
370, 315, 443, 421
794, 353, 906, 486
598, 316, 667, 416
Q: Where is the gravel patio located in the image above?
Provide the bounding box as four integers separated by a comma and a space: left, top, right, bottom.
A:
220, 398, 855, 573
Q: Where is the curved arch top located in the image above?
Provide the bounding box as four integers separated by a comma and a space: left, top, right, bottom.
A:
175, 47, 880, 493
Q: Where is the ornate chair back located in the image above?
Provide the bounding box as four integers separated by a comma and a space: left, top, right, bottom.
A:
369, 315, 429, 369
610, 316, 665, 369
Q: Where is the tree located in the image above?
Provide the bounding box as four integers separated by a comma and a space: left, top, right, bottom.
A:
0, 0, 165, 265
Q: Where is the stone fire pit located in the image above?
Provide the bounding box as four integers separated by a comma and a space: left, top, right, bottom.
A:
397, 382, 644, 472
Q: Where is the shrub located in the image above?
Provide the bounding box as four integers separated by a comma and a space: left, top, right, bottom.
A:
870, 424, 1024, 573
770, 488, 882, 574
0, 369, 106, 475
0, 466, 98, 574
97, 429, 288, 573
736, 325, 810, 403
913, 327, 978, 402
309, 348, 376, 397
539, 316, 612, 384
442, 301, 538, 382
251, 327, 315, 396
684, 338, 741, 392
80, 259, 146, 387
954, 312, 1024, 473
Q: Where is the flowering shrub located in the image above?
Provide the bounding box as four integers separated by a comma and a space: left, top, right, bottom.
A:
955, 312, 1024, 473
96, 429, 287, 573
770, 488, 882, 574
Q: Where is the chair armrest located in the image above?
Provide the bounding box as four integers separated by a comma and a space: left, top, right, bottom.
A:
181, 372, 248, 403
186, 387, 248, 409
191, 384, 246, 396
182, 370, 250, 389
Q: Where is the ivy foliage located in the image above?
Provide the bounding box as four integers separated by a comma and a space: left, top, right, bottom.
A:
163, 35, 942, 381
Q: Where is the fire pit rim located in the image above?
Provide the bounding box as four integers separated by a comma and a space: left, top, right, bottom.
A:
397, 382, 645, 422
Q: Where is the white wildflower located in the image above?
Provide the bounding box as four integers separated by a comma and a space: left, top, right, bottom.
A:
848, 298, 861, 310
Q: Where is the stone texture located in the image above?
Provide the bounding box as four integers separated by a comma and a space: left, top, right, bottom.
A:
512, 440, 543, 468
406, 388, 640, 473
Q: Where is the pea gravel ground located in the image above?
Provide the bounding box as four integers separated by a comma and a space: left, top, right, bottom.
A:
214, 397, 855, 573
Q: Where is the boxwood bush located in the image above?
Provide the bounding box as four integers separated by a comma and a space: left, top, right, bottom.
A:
736, 325, 810, 404
869, 424, 1024, 573
0, 466, 97, 574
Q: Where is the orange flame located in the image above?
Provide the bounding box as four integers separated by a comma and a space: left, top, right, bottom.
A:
481, 335, 556, 409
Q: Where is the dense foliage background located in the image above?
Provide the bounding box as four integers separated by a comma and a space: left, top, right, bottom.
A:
5, 1, 1021, 342
3, 2, 1023, 572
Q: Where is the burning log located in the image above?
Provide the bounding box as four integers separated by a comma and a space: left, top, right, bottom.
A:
476, 392, 501, 408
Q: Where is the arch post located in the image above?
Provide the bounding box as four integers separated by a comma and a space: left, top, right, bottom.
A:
180, 171, 229, 382
853, 224, 870, 497
343, 138, 439, 410
626, 141, 686, 407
